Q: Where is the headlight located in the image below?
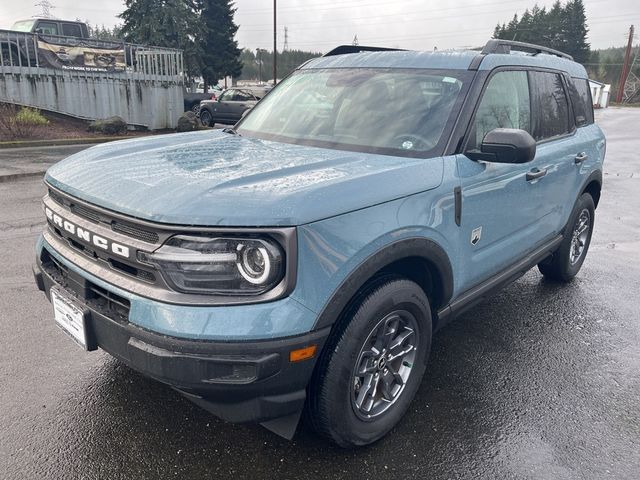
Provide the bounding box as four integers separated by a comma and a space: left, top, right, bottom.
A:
138, 235, 285, 295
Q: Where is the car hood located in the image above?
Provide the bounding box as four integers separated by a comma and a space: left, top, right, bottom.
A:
45, 131, 444, 226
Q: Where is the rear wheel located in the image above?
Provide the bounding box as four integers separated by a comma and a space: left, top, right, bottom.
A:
308, 278, 432, 447
538, 193, 595, 282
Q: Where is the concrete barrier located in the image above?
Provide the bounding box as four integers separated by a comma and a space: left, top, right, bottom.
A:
0, 67, 183, 130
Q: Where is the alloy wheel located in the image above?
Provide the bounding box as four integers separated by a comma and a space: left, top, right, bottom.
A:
570, 208, 590, 265
351, 310, 419, 420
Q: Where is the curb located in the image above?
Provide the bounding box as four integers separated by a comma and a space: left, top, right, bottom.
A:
0, 170, 46, 184
0, 137, 130, 149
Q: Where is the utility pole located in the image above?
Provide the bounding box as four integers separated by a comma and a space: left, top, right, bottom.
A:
284, 27, 289, 51
616, 25, 635, 103
623, 44, 640, 103
34, 0, 55, 18
273, 0, 277, 85
256, 48, 263, 83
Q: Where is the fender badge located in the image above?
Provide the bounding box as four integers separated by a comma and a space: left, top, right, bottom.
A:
471, 227, 482, 246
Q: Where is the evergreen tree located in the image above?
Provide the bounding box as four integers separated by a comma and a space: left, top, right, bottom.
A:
119, 0, 201, 77
493, 1, 590, 64
546, 1, 566, 52
529, 6, 548, 45
564, 0, 590, 63
196, 0, 243, 89
88, 24, 123, 41
518, 9, 533, 43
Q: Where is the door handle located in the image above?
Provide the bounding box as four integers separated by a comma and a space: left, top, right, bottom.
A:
574, 152, 588, 164
526, 168, 547, 182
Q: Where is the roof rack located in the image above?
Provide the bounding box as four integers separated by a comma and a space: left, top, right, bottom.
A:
481, 39, 573, 61
323, 45, 406, 57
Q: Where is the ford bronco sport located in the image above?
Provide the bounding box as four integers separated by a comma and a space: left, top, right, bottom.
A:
33, 40, 605, 447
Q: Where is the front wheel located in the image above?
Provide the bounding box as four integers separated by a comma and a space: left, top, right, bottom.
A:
538, 193, 595, 282
199, 109, 213, 127
308, 278, 432, 447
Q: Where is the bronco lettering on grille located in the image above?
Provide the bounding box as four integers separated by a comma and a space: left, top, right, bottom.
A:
45, 207, 131, 259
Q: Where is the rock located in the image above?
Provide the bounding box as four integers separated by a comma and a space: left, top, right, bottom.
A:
177, 112, 199, 132
88, 116, 127, 135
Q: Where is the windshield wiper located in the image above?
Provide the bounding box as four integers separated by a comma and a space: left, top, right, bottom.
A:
222, 127, 241, 136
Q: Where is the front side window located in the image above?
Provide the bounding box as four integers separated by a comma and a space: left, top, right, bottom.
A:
36, 21, 59, 35
529, 71, 571, 140
567, 77, 594, 127
238, 68, 470, 157
219, 90, 236, 102
234, 91, 254, 102
469, 70, 531, 149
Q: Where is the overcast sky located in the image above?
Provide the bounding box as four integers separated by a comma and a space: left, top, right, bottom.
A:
1, 0, 637, 52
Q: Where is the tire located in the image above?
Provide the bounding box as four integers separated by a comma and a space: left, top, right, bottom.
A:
538, 192, 595, 282
199, 109, 213, 127
308, 277, 432, 448
190, 103, 200, 114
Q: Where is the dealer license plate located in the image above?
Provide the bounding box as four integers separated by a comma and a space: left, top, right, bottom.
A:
51, 288, 88, 349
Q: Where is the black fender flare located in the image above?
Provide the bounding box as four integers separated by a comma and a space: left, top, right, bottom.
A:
579, 169, 603, 207
312, 237, 454, 330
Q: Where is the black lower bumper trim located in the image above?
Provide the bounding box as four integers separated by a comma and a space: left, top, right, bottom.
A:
34, 253, 329, 424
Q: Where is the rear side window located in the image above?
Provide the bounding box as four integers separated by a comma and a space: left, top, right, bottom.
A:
529, 71, 571, 141
470, 70, 532, 149
61, 23, 82, 38
567, 78, 594, 127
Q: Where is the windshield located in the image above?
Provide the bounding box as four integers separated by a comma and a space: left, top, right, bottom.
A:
237, 68, 470, 157
11, 20, 35, 32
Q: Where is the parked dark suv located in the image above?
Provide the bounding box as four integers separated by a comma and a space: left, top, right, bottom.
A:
34, 40, 604, 447
198, 86, 271, 126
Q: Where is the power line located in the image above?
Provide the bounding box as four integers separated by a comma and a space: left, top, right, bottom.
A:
239, 8, 634, 34
281, 16, 640, 48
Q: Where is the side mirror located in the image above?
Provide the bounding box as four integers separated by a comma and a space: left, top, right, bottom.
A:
466, 128, 536, 164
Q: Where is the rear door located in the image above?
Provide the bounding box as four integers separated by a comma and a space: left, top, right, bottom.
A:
527, 70, 583, 235
210, 89, 236, 122
226, 90, 257, 122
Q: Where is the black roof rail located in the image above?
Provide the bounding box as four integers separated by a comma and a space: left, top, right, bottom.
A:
481, 39, 573, 61
323, 45, 406, 57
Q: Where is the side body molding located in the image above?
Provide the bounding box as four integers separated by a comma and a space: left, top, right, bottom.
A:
312, 237, 454, 330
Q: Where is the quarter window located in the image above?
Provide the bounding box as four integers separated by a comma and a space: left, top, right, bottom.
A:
470, 70, 531, 149
529, 71, 571, 140
567, 78, 594, 127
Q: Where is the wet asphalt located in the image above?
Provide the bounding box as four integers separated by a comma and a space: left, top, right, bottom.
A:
0, 108, 638, 479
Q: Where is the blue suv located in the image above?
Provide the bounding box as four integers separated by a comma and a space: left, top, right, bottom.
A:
33, 40, 605, 447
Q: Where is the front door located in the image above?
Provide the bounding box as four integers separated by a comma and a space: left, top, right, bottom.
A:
455, 69, 555, 292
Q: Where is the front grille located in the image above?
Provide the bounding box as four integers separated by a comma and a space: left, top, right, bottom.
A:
111, 220, 159, 244
70, 204, 101, 223
42, 249, 131, 322
53, 227, 157, 284
48, 187, 160, 245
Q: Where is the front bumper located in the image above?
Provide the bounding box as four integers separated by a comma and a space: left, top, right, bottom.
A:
34, 246, 329, 425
